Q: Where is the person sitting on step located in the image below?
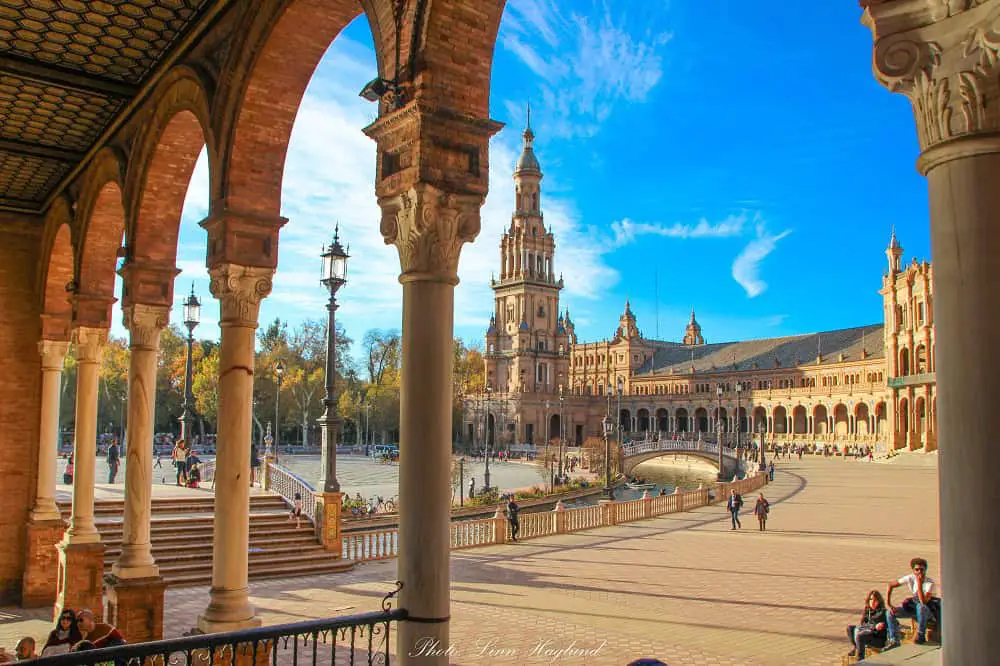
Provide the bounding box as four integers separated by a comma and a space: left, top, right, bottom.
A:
846, 590, 889, 660
76, 609, 126, 649
885, 557, 941, 646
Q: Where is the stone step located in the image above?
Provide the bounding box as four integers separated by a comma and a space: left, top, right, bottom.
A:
102, 534, 318, 559
95, 512, 295, 534
125, 542, 332, 567
164, 556, 354, 588
58, 495, 288, 519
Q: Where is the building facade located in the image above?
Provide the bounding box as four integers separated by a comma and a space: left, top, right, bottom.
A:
470, 127, 937, 455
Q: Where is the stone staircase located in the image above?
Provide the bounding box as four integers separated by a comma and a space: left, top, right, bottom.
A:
57, 494, 353, 587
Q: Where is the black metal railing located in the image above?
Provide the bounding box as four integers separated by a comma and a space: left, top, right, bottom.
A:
32, 583, 406, 666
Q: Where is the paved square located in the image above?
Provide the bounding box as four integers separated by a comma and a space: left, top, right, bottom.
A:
2, 456, 939, 665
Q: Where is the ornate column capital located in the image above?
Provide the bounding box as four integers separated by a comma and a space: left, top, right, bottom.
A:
864, 0, 1000, 157
72, 326, 108, 363
200, 209, 288, 270
208, 263, 273, 327
118, 260, 180, 310
38, 339, 70, 371
378, 183, 486, 284
123, 303, 170, 351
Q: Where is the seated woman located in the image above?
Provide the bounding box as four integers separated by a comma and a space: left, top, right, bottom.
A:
42, 609, 82, 656
847, 590, 889, 659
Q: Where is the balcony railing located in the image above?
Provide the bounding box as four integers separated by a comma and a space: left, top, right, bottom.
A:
266, 461, 317, 521
887, 373, 936, 388
31, 584, 406, 666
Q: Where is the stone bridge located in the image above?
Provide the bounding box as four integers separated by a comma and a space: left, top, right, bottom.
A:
621, 439, 742, 478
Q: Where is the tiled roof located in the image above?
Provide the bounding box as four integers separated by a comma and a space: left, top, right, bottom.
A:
637, 324, 884, 376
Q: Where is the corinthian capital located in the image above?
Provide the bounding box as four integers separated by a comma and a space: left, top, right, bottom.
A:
866, 0, 1000, 152
38, 340, 70, 371
72, 326, 108, 363
378, 183, 485, 284
208, 263, 273, 327
123, 303, 170, 350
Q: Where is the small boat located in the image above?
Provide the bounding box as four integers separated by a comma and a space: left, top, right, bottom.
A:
625, 482, 656, 490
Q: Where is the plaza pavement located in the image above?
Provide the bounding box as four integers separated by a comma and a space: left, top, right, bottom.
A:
1, 455, 938, 665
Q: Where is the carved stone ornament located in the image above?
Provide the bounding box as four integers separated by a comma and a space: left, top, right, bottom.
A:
38, 339, 70, 371
123, 303, 170, 350
72, 326, 108, 363
869, 0, 1000, 152
208, 263, 274, 327
378, 183, 485, 283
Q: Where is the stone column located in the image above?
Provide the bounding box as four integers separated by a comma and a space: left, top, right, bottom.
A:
864, 2, 1000, 662
377, 185, 485, 661
106, 304, 169, 641
196, 264, 273, 633
22, 338, 70, 607
56, 325, 107, 620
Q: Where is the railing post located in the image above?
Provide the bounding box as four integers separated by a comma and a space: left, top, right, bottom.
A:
313, 492, 343, 554
493, 506, 508, 544
599, 499, 617, 526
642, 490, 652, 518
262, 456, 273, 491
553, 500, 567, 534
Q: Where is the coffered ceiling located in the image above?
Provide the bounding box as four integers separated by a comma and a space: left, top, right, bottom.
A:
0, 0, 222, 215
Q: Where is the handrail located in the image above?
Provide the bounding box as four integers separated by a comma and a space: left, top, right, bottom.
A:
342, 473, 769, 562
31, 583, 407, 666
266, 461, 317, 521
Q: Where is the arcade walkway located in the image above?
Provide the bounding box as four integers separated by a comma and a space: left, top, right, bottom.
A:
1, 456, 938, 665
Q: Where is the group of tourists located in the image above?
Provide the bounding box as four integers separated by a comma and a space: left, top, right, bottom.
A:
0, 608, 125, 662
845, 557, 942, 659
157, 438, 200, 487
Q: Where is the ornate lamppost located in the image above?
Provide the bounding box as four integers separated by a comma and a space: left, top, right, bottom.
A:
716, 385, 725, 480
274, 359, 285, 463
602, 414, 614, 500
558, 384, 566, 483
180, 285, 200, 443
759, 422, 768, 472
616, 378, 624, 456
318, 227, 349, 493
484, 384, 492, 491
735, 383, 742, 458
458, 456, 466, 507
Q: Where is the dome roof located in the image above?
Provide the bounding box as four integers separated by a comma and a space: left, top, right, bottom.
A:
516, 144, 541, 174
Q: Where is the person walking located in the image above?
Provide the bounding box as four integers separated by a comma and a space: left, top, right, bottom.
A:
63, 454, 74, 485
753, 493, 770, 531
507, 497, 520, 541
768, 461, 775, 482
106, 438, 121, 484
727, 489, 743, 530
469, 476, 476, 498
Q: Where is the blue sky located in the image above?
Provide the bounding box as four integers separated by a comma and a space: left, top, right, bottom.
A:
110, 0, 929, 361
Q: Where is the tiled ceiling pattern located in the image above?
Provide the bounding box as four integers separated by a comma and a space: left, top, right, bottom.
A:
0, 0, 215, 212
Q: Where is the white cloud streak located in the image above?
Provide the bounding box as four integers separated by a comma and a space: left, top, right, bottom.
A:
610, 214, 747, 246
731, 223, 792, 298
500, 0, 672, 138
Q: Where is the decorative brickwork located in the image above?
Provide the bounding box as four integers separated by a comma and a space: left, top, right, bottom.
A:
104, 574, 166, 643
313, 492, 343, 554
21, 518, 65, 607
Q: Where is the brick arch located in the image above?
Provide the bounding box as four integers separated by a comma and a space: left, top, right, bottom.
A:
77, 181, 126, 303
37, 197, 75, 318
127, 71, 213, 265
418, 0, 506, 117
221, 0, 382, 217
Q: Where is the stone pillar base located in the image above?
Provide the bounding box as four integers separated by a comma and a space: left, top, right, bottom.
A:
55, 541, 105, 622
104, 574, 166, 642
22, 518, 65, 607
313, 492, 342, 553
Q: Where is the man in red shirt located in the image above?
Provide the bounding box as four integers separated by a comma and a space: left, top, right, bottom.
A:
76, 609, 126, 649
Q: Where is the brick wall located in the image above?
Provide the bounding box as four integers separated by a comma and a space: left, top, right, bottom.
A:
0, 217, 42, 603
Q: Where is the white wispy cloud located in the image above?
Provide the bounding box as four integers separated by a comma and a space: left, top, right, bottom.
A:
110, 33, 619, 357
731, 223, 792, 298
610, 214, 747, 246
500, 0, 672, 138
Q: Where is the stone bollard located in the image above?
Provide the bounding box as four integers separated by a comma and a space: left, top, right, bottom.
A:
494, 506, 508, 544
262, 455, 274, 491
553, 500, 567, 534
313, 492, 343, 554
599, 499, 617, 526
642, 490, 652, 518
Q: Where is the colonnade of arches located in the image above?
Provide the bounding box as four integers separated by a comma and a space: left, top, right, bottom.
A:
617, 401, 891, 438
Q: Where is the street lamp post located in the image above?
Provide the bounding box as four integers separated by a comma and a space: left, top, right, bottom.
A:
735, 383, 742, 459
716, 385, 725, 480
759, 422, 768, 472
602, 414, 614, 500
318, 227, 349, 493
119, 394, 126, 446
558, 385, 566, 483
274, 359, 285, 463
616, 378, 624, 461
459, 456, 465, 507
180, 285, 200, 443
484, 385, 492, 491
